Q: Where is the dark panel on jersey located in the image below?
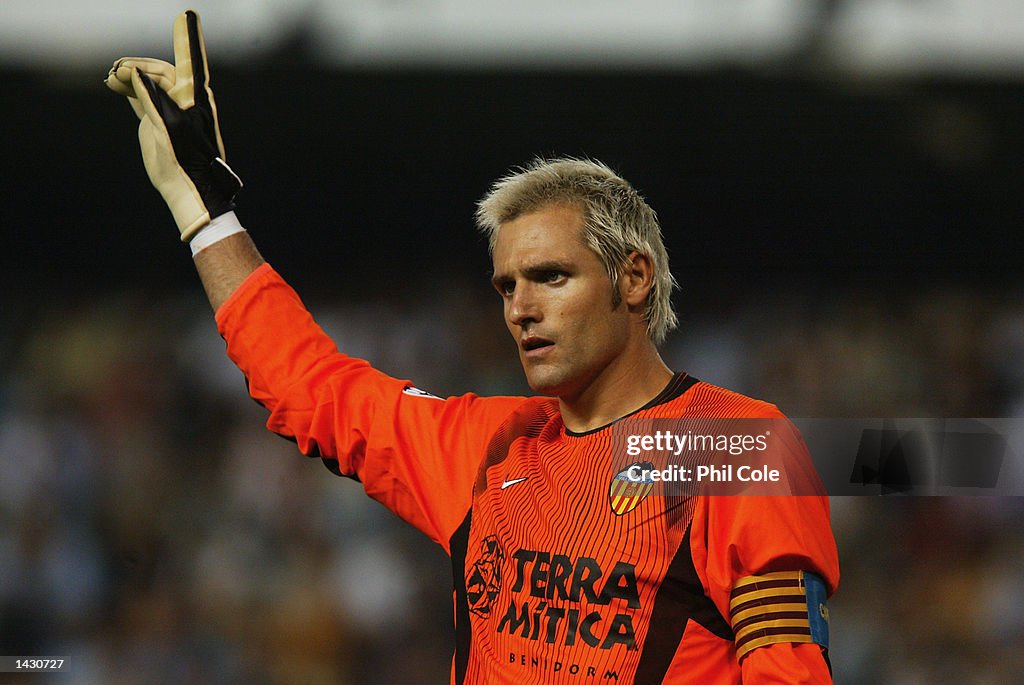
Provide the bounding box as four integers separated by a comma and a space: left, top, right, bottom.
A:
634, 523, 733, 682
450, 510, 473, 685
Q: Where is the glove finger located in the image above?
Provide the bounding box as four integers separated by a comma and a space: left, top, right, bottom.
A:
184, 11, 214, 113
131, 67, 178, 131
170, 11, 199, 109
127, 95, 146, 120
105, 67, 134, 97
106, 58, 176, 97
171, 10, 226, 160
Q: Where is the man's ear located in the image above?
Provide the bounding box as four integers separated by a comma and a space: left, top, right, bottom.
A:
621, 251, 655, 309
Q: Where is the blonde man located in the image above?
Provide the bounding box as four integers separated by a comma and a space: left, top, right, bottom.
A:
107, 11, 838, 684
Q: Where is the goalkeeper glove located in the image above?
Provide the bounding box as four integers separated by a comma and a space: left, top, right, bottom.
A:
106, 10, 241, 241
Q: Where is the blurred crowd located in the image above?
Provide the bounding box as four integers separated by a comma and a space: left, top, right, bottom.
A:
1, 276, 1022, 684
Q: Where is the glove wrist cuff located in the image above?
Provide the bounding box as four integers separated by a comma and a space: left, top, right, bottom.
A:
190, 211, 245, 256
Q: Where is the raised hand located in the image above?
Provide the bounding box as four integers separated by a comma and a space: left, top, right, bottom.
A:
106, 10, 241, 240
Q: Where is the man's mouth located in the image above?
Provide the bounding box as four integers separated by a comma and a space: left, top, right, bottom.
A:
521, 335, 555, 357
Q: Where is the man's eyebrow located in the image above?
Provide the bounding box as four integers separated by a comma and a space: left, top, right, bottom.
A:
524, 260, 572, 275
491, 261, 572, 286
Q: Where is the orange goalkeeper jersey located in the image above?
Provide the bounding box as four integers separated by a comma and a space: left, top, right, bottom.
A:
216, 264, 839, 684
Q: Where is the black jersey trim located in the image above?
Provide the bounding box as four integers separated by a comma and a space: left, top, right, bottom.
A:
633, 522, 733, 682
450, 510, 473, 685
564, 372, 699, 437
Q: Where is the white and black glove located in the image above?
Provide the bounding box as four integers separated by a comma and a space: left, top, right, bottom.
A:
106, 10, 241, 241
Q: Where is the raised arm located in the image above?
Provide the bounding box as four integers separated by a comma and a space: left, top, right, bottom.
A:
192, 230, 264, 311
105, 9, 262, 312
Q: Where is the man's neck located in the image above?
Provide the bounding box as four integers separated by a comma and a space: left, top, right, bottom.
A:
558, 345, 674, 433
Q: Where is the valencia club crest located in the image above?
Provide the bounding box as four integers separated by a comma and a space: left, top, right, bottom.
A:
609, 462, 655, 516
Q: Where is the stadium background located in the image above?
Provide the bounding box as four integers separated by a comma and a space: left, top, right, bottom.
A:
2, 1, 1024, 682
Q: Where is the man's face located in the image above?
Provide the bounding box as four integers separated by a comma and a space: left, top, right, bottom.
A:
491, 203, 631, 399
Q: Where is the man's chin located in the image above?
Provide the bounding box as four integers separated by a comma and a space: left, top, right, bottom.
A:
522, 368, 573, 398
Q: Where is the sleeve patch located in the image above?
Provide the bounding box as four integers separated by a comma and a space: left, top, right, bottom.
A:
729, 570, 830, 661
402, 385, 442, 400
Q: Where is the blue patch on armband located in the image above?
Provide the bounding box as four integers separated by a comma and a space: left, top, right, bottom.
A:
804, 571, 830, 649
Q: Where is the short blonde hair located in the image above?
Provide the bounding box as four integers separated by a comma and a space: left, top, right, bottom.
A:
475, 157, 679, 345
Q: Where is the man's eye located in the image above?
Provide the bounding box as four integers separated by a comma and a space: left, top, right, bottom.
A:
499, 282, 515, 296
544, 271, 566, 284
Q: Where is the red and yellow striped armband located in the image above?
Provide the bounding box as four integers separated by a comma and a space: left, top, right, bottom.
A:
729, 570, 830, 662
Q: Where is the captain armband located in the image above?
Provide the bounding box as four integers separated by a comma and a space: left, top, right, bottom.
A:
729, 570, 830, 662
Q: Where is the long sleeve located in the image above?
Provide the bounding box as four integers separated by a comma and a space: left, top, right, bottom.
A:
214, 263, 526, 550
690, 413, 839, 683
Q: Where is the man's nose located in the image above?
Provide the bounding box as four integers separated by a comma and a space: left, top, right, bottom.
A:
508, 283, 542, 327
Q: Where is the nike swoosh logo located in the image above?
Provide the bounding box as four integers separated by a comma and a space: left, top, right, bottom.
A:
501, 477, 529, 490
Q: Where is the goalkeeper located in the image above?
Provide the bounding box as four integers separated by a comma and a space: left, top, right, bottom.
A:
106, 11, 839, 684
